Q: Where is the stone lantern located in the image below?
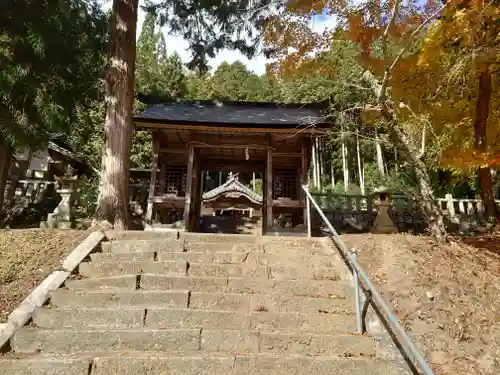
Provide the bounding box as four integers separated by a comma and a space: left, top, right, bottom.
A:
371, 186, 398, 234
43, 166, 78, 229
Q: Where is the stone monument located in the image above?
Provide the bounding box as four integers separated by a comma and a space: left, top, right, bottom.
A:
42, 166, 78, 229
371, 186, 398, 234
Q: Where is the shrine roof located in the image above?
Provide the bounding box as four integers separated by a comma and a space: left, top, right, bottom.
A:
202, 175, 263, 205
133, 97, 329, 129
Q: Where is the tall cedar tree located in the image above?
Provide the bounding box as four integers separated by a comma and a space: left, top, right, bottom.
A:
96, 0, 272, 228
95, 0, 139, 229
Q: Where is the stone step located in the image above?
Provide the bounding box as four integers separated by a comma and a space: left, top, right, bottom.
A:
101, 239, 183, 254
50, 290, 189, 308
78, 261, 188, 277
32, 308, 356, 333
65, 275, 352, 298
13, 328, 201, 353
90, 251, 156, 262
65, 275, 138, 291
0, 356, 91, 375
49, 290, 351, 314
183, 242, 325, 256
187, 292, 352, 314
102, 239, 326, 257
181, 232, 324, 247
0, 353, 398, 375
12, 328, 374, 356
104, 230, 179, 241
91, 251, 339, 269
140, 275, 352, 296
79, 260, 339, 281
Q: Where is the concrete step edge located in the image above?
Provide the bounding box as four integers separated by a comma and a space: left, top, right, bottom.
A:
37, 306, 356, 318
0, 351, 381, 361
15, 327, 369, 338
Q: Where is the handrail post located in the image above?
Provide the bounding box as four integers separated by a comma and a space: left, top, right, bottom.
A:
351, 248, 363, 334
305, 185, 311, 237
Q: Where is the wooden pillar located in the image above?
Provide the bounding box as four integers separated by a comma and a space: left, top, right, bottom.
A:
146, 132, 160, 224
265, 147, 273, 232
192, 160, 202, 231
301, 138, 309, 226
183, 144, 195, 230
158, 153, 166, 196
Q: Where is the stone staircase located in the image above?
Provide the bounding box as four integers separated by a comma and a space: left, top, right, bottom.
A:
0, 232, 400, 374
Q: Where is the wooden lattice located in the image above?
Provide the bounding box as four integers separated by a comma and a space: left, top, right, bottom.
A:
163, 165, 187, 196
272, 168, 297, 200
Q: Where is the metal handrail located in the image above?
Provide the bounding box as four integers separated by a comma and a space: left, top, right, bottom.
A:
302, 185, 435, 375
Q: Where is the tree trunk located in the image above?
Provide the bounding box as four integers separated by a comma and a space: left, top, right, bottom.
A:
0, 135, 13, 228
375, 130, 386, 176
363, 70, 447, 242
330, 157, 335, 187
341, 125, 349, 192
356, 128, 365, 195
317, 139, 322, 187
95, 0, 139, 230
473, 66, 497, 221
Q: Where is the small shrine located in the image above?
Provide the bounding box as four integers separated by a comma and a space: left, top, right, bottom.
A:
133, 97, 329, 233
201, 173, 262, 217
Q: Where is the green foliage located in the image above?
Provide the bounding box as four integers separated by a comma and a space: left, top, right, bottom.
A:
253, 178, 263, 196
136, 11, 186, 99
0, 0, 107, 148
147, 0, 272, 75
185, 61, 275, 101
74, 174, 99, 220
131, 131, 153, 168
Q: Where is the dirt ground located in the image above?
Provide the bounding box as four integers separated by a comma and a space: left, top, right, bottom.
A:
0, 229, 89, 323
341, 233, 500, 375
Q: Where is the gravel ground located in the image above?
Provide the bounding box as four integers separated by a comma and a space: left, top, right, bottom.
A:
341, 232, 500, 375
0, 229, 89, 323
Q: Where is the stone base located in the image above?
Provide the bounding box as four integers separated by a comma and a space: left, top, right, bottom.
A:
371, 225, 398, 234
144, 224, 185, 232
40, 221, 73, 230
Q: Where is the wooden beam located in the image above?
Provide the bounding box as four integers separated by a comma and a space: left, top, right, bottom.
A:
200, 159, 264, 173
134, 122, 330, 135
266, 147, 273, 232
159, 148, 187, 154
183, 143, 195, 230
146, 132, 160, 224
273, 152, 301, 157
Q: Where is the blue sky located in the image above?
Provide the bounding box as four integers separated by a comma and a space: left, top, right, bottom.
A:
102, 1, 337, 75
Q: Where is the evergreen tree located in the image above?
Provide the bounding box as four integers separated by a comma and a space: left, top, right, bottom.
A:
0, 0, 107, 224
135, 11, 186, 99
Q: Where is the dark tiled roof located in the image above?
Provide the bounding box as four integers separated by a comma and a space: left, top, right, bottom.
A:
135, 100, 325, 126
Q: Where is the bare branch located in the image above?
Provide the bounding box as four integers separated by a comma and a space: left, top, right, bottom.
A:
381, 0, 401, 61
378, 0, 402, 104
379, 2, 446, 105
418, 123, 426, 159
388, 4, 446, 74
342, 82, 372, 91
